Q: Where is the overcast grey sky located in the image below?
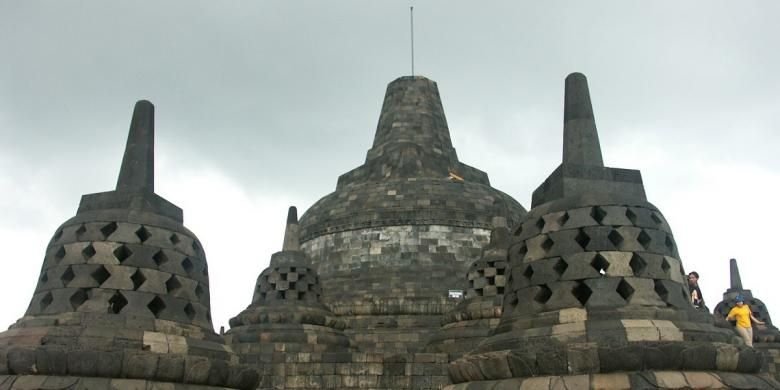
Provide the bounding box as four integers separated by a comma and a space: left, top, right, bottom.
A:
2, 1, 778, 331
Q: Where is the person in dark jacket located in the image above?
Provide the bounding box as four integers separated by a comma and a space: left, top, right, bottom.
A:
688, 271, 705, 309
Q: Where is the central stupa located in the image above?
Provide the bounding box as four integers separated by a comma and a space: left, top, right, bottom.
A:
298, 76, 526, 352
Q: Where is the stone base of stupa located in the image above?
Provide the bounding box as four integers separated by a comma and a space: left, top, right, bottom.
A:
444, 371, 780, 389
0, 375, 249, 389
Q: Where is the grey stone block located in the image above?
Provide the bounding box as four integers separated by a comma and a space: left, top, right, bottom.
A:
67, 350, 99, 376
206, 359, 229, 386
7, 349, 36, 375
183, 356, 210, 384
156, 355, 185, 383
35, 349, 67, 376
96, 351, 123, 378
123, 352, 158, 379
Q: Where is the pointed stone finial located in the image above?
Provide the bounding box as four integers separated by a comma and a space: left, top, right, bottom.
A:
563, 73, 604, 167
730, 258, 743, 290
116, 100, 155, 192
282, 206, 300, 251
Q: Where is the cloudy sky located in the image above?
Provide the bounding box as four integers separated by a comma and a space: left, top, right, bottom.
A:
2, 1, 778, 331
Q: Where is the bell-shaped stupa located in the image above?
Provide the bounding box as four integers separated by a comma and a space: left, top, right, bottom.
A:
226, 206, 352, 358
425, 217, 510, 357
446, 74, 777, 389
714, 259, 780, 343
298, 76, 526, 352
0, 101, 257, 389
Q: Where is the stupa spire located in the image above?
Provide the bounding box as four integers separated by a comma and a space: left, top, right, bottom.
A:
730, 257, 744, 290
282, 206, 300, 251
531, 73, 645, 207
116, 100, 155, 192
563, 72, 604, 166
336, 76, 492, 187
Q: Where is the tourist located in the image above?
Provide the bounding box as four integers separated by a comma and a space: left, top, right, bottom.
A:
725, 295, 765, 347
687, 271, 705, 309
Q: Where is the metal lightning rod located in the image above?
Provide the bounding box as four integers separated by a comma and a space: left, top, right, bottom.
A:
410, 6, 415, 76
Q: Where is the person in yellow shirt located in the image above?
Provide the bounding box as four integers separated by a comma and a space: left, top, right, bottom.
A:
726, 295, 765, 347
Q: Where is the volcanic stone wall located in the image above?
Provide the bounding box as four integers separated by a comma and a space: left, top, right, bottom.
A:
301, 225, 491, 352
249, 352, 450, 389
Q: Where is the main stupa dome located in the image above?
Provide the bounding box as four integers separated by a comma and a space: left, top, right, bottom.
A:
298, 76, 525, 351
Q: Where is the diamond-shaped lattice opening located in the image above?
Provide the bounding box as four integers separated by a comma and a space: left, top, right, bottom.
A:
572, 282, 592, 305
591, 206, 607, 224
82, 244, 97, 260
131, 269, 146, 290
192, 240, 200, 252
506, 292, 519, 307
651, 213, 663, 226
134, 226, 151, 243
202, 264, 209, 277
553, 258, 568, 275
535, 217, 546, 231
54, 246, 66, 262
629, 254, 647, 276
616, 279, 635, 301
637, 230, 652, 249
625, 209, 638, 225
513, 225, 523, 236
91, 265, 110, 286
100, 222, 118, 239
591, 254, 609, 276
541, 236, 554, 252
533, 285, 553, 304
184, 303, 196, 321
113, 245, 133, 263
575, 229, 590, 250
608, 229, 623, 248
108, 292, 128, 314
61, 266, 75, 285
165, 275, 182, 293
69, 288, 89, 310
152, 250, 169, 266
40, 272, 49, 284
195, 283, 204, 299
664, 235, 675, 252
522, 265, 534, 279
169, 233, 180, 245
147, 296, 166, 317
661, 257, 671, 274
557, 212, 570, 228
53, 229, 64, 242
75, 224, 87, 239
514, 243, 528, 259
654, 280, 669, 302
181, 257, 194, 275
40, 292, 53, 311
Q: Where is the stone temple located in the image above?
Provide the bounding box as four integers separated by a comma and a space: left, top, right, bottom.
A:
0, 73, 779, 389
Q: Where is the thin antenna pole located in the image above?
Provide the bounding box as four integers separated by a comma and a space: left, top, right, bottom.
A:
410, 6, 415, 76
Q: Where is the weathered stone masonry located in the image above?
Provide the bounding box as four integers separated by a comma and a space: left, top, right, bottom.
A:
1, 74, 779, 389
